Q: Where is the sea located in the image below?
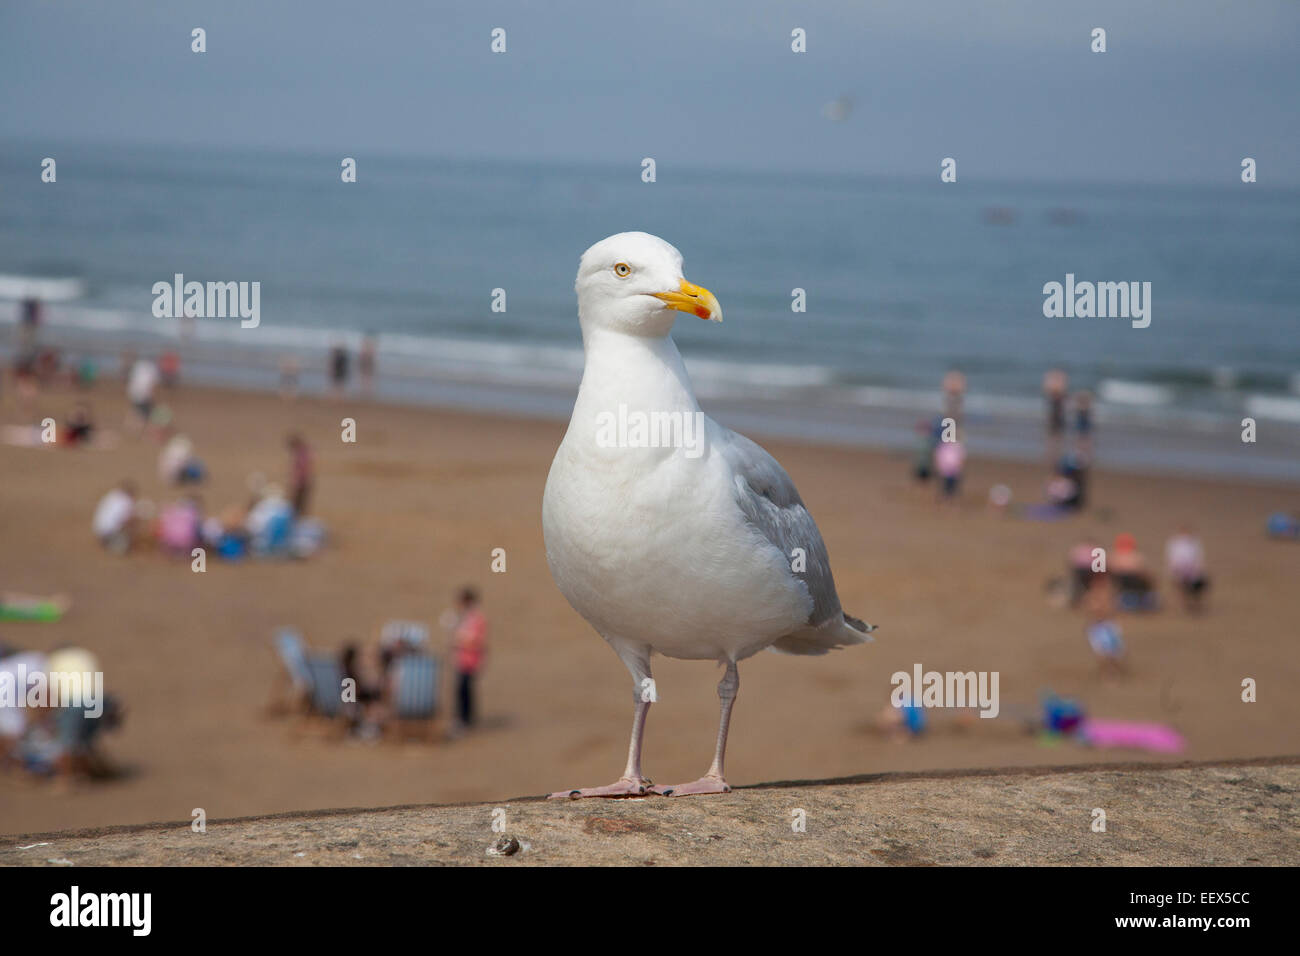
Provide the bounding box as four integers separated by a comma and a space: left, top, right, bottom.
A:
1, 141, 1297, 481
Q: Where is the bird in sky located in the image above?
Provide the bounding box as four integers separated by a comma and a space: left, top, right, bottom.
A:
543, 232, 875, 798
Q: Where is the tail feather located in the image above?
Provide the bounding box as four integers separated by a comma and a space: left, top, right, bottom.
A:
770, 611, 877, 656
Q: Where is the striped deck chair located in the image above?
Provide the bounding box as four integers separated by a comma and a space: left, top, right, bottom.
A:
274, 629, 312, 695
304, 654, 344, 719
267, 628, 312, 716
387, 653, 440, 740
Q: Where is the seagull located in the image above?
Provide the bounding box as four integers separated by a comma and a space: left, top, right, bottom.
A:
543, 232, 875, 798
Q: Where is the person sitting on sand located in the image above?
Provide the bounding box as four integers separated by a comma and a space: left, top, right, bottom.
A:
158, 432, 206, 484
1082, 574, 1125, 674
1165, 526, 1210, 613
45, 647, 125, 782
92, 481, 138, 554
340, 642, 384, 737
1067, 537, 1100, 606
1048, 453, 1088, 510
156, 495, 203, 555
247, 485, 294, 554
1111, 533, 1157, 611
0, 648, 48, 771
65, 401, 95, 446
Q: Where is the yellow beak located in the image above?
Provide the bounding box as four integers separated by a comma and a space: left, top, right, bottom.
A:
651, 278, 722, 322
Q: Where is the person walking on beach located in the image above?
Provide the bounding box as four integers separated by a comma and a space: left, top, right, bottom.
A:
18, 297, 42, 354
286, 433, 314, 516
941, 368, 966, 427
450, 587, 487, 731
1072, 390, 1095, 462
126, 357, 159, 432
358, 334, 377, 397
1043, 368, 1069, 464
329, 342, 350, 397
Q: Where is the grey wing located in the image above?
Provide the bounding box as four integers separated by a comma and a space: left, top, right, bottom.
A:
714, 423, 845, 629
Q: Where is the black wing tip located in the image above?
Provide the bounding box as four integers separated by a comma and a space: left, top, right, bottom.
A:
844, 613, 878, 634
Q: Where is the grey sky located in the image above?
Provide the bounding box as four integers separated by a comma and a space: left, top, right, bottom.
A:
2, 0, 1297, 184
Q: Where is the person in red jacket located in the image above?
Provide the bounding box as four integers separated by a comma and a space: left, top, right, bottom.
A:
451, 587, 487, 729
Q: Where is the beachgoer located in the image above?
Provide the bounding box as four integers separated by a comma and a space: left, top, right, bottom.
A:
0, 650, 47, 768
46, 647, 123, 780
1165, 526, 1210, 613
933, 437, 965, 499
1112, 533, 1157, 611
329, 343, 349, 396
247, 486, 294, 554
911, 417, 941, 483
1067, 537, 1099, 605
157, 496, 202, 554
65, 402, 95, 446
287, 434, 314, 516
279, 355, 300, 399
1072, 390, 1094, 460
18, 297, 41, 352
359, 334, 377, 396
451, 588, 488, 729
92, 482, 137, 553
159, 350, 181, 387
159, 432, 205, 484
941, 368, 966, 425
1043, 368, 1069, 463
126, 357, 160, 429
341, 642, 383, 735
1082, 575, 1125, 673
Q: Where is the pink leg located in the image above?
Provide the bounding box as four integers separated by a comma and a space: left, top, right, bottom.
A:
653, 662, 737, 797
549, 698, 653, 799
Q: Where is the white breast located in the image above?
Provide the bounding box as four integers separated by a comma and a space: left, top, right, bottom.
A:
542, 414, 812, 662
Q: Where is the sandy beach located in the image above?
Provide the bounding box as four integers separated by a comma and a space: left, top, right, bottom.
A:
2, 378, 1298, 835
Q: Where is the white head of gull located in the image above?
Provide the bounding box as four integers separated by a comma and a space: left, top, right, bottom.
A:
542, 231, 875, 798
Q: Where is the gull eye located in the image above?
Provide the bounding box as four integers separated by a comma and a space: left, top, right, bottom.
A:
613, 262, 631, 278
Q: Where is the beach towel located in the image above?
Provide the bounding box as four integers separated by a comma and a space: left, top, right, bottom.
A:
1080, 719, 1185, 754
